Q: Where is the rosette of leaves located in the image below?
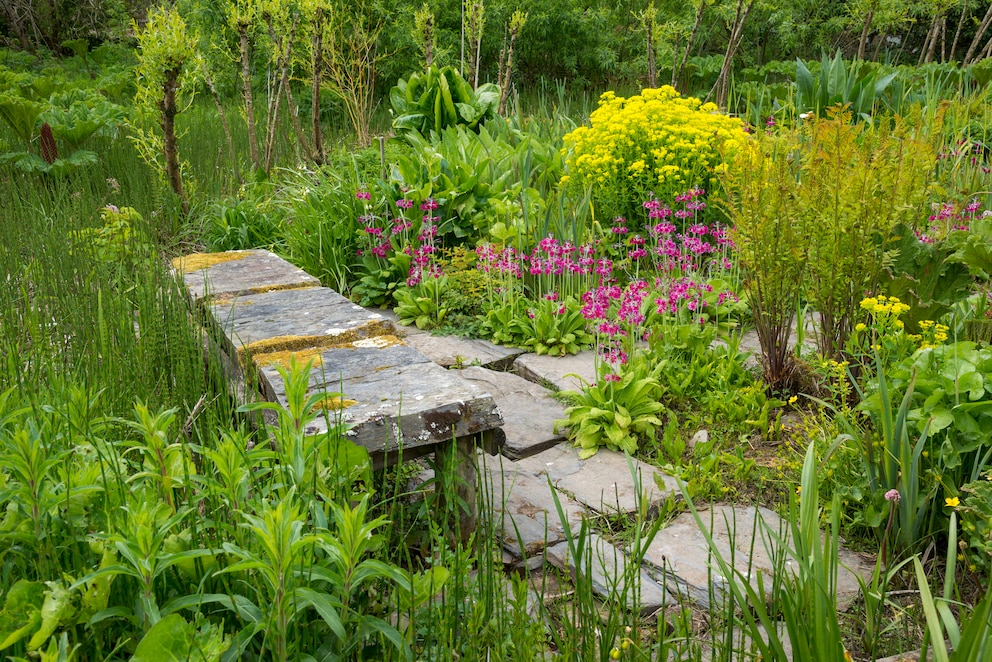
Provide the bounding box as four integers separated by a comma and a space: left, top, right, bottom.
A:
390, 66, 500, 138
555, 355, 666, 458
516, 297, 594, 356
393, 276, 448, 329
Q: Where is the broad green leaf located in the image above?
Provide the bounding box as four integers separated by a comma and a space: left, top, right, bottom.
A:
0, 581, 45, 650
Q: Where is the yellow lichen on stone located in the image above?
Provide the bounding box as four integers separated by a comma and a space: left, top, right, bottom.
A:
350, 335, 402, 349
246, 283, 318, 296
237, 321, 395, 360
253, 347, 326, 370
311, 395, 358, 412
239, 334, 339, 360
172, 251, 250, 273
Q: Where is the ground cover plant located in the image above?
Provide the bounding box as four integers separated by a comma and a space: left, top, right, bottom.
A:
3, 2, 992, 659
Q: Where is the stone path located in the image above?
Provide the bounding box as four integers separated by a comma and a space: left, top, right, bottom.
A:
177, 252, 877, 654
393, 313, 875, 632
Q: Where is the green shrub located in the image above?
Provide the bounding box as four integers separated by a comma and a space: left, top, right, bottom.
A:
561, 86, 748, 225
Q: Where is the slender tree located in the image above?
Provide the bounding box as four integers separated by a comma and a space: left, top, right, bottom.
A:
134, 5, 199, 216
707, 0, 756, 108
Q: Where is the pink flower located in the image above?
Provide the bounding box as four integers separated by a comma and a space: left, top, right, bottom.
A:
885, 489, 901, 503
355, 190, 371, 200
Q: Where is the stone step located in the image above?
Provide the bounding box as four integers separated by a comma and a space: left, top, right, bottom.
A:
403, 333, 526, 370
640, 505, 872, 611
546, 532, 674, 615
210, 286, 393, 359
480, 455, 586, 566
516, 443, 679, 515
457, 366, 566, 460
513, 351, 599, 392
173, 249, 319, 302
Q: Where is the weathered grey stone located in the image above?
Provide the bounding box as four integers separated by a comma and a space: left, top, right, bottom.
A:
513, 351, 599, 392
403, 334, 525, 370
480, 456, 586, 561
641, 505, 872, 611
546, 533, 674, 614
255, 339, 431, 400
173, 250, 320, 301
516, 443, 679, 514
457, 367, 565, 459
210, 287, 394, 357
263, 358, 503, 456
688, 429, 709, 450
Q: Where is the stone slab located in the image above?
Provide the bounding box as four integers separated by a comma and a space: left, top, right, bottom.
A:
403, 334, 525, 370
640, 505, 871, 611
173, 250, 320, 301
264, 359, 503, 454
255, 339, 431, 399
210, 287, 394, 357
513, 351, 599, 392
546, 533, 674, 614
457, 367, 566, 459
480, 456, 586, 561
516, 443, 679, 514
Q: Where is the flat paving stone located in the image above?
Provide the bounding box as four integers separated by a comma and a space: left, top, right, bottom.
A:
210, 287, 394, 357
480, 456, 586, 562
403, 334, 525, 370
513, 351, 598, 392
173, 250, 319, 301
264, 358, 502, 456
457, 367, 565, 459
516, 443, 679, 514
546, 532, 674, 614
640, 505, 872, 611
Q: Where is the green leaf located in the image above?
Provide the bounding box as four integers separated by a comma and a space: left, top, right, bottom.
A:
0, 580, 45, 650
27, 582, 71, 650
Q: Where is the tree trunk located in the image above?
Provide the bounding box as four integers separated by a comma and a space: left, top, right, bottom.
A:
160, 67, 188, 216
939, 16, 947, 61
950, 0, 968, 62
1, 2, 33, 51
311, 8, 324, 165
707, 0, 754, 109
918, 16, 938, 65
965, 3, 992, 64
646, 14, 656, 88
263, 12, 299, 174
498, 22, 520, 114
858, 9, 875, 61
674, 1, 706, 93
873, 31, 887, 60
200, 62, 243, 186
239, 25, 260, 172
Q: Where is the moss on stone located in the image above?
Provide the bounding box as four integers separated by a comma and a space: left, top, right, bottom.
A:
238, 320, 396, 361
311, 396, 358, 412
172, 251, 250, 273
253, 347, 326, 370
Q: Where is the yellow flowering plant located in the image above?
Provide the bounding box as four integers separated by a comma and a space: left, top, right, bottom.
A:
561, 86, 748, 225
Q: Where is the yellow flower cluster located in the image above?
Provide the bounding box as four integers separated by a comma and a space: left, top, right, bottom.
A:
917, 319, 950, 349
860, 294, 910, 318
561, 86, 748, 211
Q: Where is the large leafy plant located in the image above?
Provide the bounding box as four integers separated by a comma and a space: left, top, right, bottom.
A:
556, 352, 666, 458
390, 66, 499, 138
795, 51, 898, 120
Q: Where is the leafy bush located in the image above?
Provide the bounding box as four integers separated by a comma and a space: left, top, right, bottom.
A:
561, 86, 748, 224
390, 66, 499, 138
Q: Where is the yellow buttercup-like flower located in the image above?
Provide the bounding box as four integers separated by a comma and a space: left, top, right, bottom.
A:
946, 496, 960, 508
